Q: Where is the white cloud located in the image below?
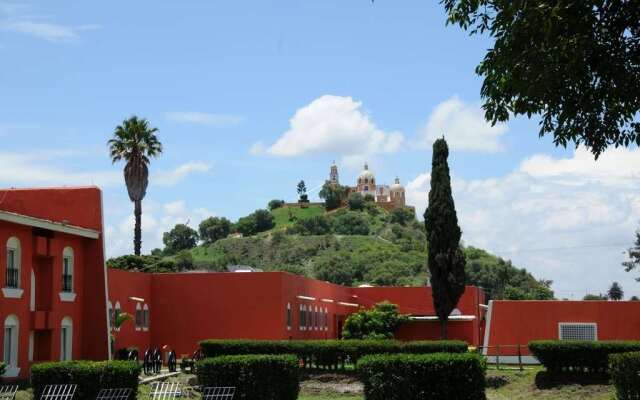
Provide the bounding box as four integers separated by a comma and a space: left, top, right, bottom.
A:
406, 147, 640, 297
166, 111, 243, 126
105, 199, 213, 257
153, 162, 211, 186
418, 96, 508, 152
0, 150, 120, 187
264, 95, 404, 161
0, 19, 100, 42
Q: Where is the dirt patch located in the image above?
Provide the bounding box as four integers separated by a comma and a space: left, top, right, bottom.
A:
301, 373, 364, 395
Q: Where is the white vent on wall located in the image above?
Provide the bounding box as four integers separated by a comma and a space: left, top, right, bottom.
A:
558, 323, 597, 341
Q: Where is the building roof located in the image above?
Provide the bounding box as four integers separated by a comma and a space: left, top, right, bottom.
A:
0, 209, 100, 239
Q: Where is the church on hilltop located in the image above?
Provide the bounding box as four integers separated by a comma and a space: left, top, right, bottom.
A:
327, 161, 406, 210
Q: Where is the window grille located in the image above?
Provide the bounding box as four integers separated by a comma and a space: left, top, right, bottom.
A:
559, 323, 597, 341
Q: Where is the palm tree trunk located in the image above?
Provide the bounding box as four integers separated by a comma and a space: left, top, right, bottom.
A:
134, 200, 142, 255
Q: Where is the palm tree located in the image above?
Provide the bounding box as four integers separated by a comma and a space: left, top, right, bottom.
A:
108, 116, 163, 255
110, 311, 132, 359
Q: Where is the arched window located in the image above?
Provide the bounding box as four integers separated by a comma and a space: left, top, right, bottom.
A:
5, 237, 20, 289
143, 304, 149, 331
114, 302, 122, 331
60, 317, 72, 361
364, 178, 368, 184
61, 247, 74, 293
135, 303, 142, 331
107, 301, 114, 329
286, 303, 291, 330
3, 315, 19, 368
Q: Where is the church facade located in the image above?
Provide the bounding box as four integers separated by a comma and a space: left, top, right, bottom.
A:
328, 162, 406, 210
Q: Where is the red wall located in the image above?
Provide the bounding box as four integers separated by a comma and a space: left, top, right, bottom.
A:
108, 270, 484, 357
485, 300, 640, 356
0, 187, 109, 379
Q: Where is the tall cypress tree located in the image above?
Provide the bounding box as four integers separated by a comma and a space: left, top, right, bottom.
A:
424, 138, 466, 339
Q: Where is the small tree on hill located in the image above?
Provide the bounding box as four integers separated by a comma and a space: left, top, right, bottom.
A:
424, 138, 466, 339
319, 182, 347, 210
608, 282, 624, 301
348, 192, 365, 211
268, 199, 285, 210
199, 216, 231, 244
342, 302, 409, 340
297, 180, 308, 202
162, 224, 199, 254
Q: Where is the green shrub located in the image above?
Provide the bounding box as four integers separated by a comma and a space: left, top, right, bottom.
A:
529, 340, 640, 373
610, 352, 640, 400
357, 353, 486, 400
342, 302, 409, 339
0, 362, 5, 376
197, 355, 299, 400
31, 361, 140, 400
199, 339, 468, 369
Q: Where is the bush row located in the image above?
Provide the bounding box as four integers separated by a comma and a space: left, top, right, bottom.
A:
31, 361, 140, 400
529, 340, 640, 373
610, 352, 640, 400
197, 355, 300, 400
199, 339, 469, 368
357, 353, 486, 400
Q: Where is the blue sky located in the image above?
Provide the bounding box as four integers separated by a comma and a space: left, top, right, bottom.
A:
1, 0, 639, 298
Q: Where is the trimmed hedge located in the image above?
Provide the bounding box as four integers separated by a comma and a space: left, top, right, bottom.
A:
357, 353, 486, 400
610, 352, 640, 400
529, 341, 640, 373
197, 355, 299, 400
199, 339, 468, 369
31, 361, 140, 400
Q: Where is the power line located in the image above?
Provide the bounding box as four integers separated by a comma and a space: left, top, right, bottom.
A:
492, 242, 630, 254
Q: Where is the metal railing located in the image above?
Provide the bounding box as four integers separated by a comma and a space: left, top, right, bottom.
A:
475, 344, 536, 370
5, 268, 18, 288
62, 274, 73, 292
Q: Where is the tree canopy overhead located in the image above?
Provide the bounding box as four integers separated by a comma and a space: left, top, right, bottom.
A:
442, 0, 640, 157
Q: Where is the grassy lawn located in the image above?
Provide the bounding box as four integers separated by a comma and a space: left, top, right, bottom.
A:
270, 205, 325, 231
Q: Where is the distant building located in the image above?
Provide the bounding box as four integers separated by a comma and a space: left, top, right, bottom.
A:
327, 161, 406, 210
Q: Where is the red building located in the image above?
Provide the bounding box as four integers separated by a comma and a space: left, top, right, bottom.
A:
107, 269, 486, 357
5, 186, 640, 376
483, 300, 640, 363
0, 187, 110, 378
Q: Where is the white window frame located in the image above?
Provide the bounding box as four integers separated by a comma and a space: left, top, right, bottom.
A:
59, 247, 76, 302
107, 301, 114, 329
142, 304, 149, 331
3, 237, 23, 299
135, 303, 142, 331
558, 322, 597, 341
286, 303, 291, 331
3, 314, 19, 369
60, 316, 73, 361
324, 307, 329, 330
114, 302, 122, 331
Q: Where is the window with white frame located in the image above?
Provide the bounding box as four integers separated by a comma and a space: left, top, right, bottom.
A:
299, 305, 305, 330
60, 317, 72, 361
324, 308, 329, 330
135, 303, 142, 330
3, 315, 19, 367
108, 301, 114, 329
314, 306, 319, 330
286, 303, 291, 330
5, 237, 20, 288
62, 247, 74, 293
143, 304, 149, 331
559, 323, 597, 341
114, 302, 122, 331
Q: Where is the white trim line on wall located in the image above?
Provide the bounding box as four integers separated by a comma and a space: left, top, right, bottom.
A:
482, 300, 494, 356
0, 210, 99, 239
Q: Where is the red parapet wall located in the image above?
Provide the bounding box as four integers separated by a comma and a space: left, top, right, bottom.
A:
484, 300, 640, 358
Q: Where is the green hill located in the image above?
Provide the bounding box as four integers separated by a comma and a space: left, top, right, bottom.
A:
108, 203, 554, 300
